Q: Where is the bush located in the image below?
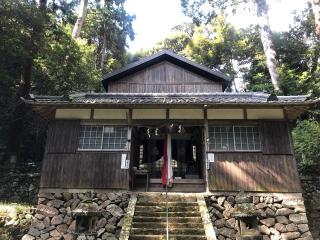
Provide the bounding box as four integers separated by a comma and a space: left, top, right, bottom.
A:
292, 119, 320, 172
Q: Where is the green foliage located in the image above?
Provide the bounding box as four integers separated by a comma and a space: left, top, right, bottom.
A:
32, 24, 100, 95
82, 0, 134, 75
0, 0, 42, 125
293, 120, 320, 171
0, 0, 134, 158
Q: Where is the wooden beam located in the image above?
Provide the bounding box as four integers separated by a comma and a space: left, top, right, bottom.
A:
243, 108, 247, 120
90, 108, 94, 119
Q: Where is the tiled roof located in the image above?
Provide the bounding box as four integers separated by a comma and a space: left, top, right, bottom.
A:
27, 92, 315, 105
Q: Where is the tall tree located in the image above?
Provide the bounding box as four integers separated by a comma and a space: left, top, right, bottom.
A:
4, 0, 48, 162
310, 0, 320, 36
82, 0, 134, 75
255, 0, 279, 91
72, 0, 88, 38
181, 0, 281, 91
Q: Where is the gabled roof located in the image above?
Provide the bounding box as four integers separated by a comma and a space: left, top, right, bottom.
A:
101, 50, 231, 91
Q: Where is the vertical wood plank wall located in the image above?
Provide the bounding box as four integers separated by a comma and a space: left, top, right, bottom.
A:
40, 120, 129, 189
208, 121, 301, 192
108, 61, 223, 93
41, 119, 300, 192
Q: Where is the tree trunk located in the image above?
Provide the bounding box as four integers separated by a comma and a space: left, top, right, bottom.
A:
4, 0, 47, 163
100, 31, 107, 74
310, 0, 320, 37
255, 0, 280, 92
72, 0, 88, 39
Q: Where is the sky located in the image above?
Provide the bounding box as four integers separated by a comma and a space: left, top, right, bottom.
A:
124, 0, 308, 53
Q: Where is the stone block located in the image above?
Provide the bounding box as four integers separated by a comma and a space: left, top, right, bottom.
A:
217, 196, 226, 206
260, 218, 275, 227
56, 224, 68, 234
286, 223, 298, 232
213, 203, 225, 212
106, 204, 123, 218
47, 199, 64, 209
219, 227, 236, 239
274, 223, 287, 233
297, 224, 309, 233
265, 207, 276, 217
256, 203, 268, 209
215, 218, 226, 228
276, 208, 294, 216
259, 225, 271, 235
281, 232, 301, 240
51, 214, 63, 225
36, 204, 59, 218
22, 234, 35, 240
275, 216, 289, 224
289, 214, 308, 224
28, 227, 41, 237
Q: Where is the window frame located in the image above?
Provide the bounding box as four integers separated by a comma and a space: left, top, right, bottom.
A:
208, 125, 262, 152
77, 125, 129, 152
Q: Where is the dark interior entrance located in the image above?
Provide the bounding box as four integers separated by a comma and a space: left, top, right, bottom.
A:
131, 125, 205, 191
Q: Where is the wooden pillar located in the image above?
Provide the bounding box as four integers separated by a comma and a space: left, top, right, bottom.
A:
127, 109, 133, 190
203, 109, 210, 193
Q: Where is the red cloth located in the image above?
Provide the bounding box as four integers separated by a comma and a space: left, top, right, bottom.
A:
162, 128, 168, 186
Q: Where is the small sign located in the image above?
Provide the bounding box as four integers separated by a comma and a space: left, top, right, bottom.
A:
121, 154, 129, 169
208, 153, 215, 163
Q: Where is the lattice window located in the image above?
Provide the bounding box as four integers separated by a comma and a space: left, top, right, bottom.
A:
208, 126, 261, 151
78, 125, 128, 150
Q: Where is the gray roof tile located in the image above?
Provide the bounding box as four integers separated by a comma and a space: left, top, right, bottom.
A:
27, 92, 313, 105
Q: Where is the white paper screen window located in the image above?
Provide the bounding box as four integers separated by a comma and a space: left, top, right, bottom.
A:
78, 125, 128, 150
208, 126, 261, 151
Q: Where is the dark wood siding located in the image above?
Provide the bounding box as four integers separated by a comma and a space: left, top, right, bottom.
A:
108, 61, 222, 93
208, 152, 301, 192
41, 120, 129, 190
40, 152, 129, 189
260, 121, 292, 154
46, 120, 80, 153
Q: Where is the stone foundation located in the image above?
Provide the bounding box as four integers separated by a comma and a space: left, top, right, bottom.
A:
205, 193, 313, 240
22, 191, 130, 240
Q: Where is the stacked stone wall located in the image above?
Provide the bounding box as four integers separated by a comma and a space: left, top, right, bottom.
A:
0, 160, 41, 204
22, 192, 130, 240
300, 175, 320, 240
205, 194, 312, 240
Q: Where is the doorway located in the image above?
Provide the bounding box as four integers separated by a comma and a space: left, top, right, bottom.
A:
130, 125, 205, 191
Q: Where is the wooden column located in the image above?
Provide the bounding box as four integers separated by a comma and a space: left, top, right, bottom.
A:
203, 109, 210, 193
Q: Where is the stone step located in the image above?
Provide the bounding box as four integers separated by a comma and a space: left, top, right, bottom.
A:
132, 222, 204, 229
134, 211, 201, 217
137, 195, 197, 202
130, 227, 206, 235
132, 216, 203, 223
136, 202, 198, 207
129, 235, 207, 240
135, 205, 199, 212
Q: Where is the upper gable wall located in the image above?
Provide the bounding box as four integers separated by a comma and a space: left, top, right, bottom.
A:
107, 61, 223, 93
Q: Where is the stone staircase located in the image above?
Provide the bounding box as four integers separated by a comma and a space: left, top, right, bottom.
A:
129, 193, 207, 240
